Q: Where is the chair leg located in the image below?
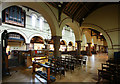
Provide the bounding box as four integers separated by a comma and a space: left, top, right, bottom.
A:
98, 75, 101, 82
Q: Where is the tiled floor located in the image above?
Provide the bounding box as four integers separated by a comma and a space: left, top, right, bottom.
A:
2, 53, 108, 83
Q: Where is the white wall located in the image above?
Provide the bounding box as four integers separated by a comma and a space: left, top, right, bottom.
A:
61, 26, 75, 46
8, 41, 26, 51
0, 5, 76, 51
81, 34, 87, 50
0, 6, 51, 44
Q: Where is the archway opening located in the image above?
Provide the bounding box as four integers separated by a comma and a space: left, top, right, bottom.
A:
60, 40, 67, 51
68, 41, 74, 51
6, 32, 26, 67
47, 39, 54, 51
30, 36, 44, 50
82, 28, 108, 55
61, 25, 75, 52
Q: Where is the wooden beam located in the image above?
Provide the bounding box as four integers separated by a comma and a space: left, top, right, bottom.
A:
58, 2, 68, 22
73, 3, 87, 21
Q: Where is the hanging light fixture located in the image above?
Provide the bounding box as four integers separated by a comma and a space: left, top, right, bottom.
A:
100, 33, 102, 35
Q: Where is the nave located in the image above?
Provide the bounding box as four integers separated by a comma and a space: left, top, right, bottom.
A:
3, 53, 108, 83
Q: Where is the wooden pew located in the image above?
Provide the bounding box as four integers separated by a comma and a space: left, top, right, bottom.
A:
32, 62, 56, 83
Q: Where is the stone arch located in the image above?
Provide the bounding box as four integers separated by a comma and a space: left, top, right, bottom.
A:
81, 4, 119, 59
28, 33, 45, 44
7, 29, 28, 43
1, 2, 59, 36
82, 28, 92, 43
30, 36, 44, 44
81, 23, 112, 49
60, 40, 67, 45
68, 41, 73, 46
60, 17, 82, 41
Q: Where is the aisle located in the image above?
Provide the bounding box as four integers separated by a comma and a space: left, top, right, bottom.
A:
2, 53, 108, 83
56, 53, 108, 82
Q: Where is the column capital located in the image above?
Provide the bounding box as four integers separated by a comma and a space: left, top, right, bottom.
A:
76, 40, 82, 43
87, 43, 92, 44
98, 45, 103, 46
26, 43, 30, 45
52, 36, 62, 39
104, 46, 108, 47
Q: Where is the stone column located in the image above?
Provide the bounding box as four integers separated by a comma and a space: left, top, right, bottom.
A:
26, 43, 30, 50
72, 46, 74, 51
104, 46, 108, 53
87, 43, 92, 56
65, 45, 67, 52
94, 44, 97, 54
45, 44, 50, 50
52, 36, 61, 58
98, 45, 101, 53
101, 45, 104, 52
76, 41, 82, 56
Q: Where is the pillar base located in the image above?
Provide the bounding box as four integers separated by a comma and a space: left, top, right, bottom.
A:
93, 51, 97, 54
87, 53, 92, 56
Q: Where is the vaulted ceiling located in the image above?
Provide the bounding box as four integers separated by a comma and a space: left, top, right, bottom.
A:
48, 2, 116, 25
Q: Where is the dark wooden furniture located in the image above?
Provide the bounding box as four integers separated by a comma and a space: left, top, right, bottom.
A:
32, 62, 56, 83
98, 58, 120, 83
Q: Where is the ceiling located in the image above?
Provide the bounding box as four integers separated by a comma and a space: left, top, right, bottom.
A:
48, 2, 116, 25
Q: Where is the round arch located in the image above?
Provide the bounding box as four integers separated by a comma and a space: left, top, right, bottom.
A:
7, 29, 28, 43
28, 34, 45, 44
60, 40, 67, 45
30, 36, 44, 44
82, 28, 92, 43
60, 17, 82, 41
81, 23, 112, 49
7, 32, 25, 41
68, 41, 73, 46
1, 2, 59, 36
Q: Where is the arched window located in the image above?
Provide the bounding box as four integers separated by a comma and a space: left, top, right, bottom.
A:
62, 26, 67, 35
39, 17, 44, 30
62, 29, 65, 35
68, 42, 73, 46
70, 29, 73, 36
60, 40, 66, 45
31, 13, 37, 27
